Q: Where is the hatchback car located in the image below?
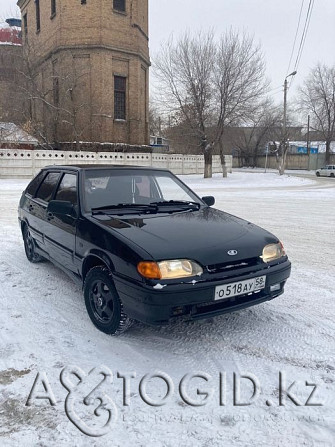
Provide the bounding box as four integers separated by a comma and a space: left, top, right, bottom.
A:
316, 165, 335, 177
18, 165, 291, 335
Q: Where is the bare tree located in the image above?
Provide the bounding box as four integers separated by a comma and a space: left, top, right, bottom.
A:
18, 42, 93, 149
213, 31, 268, 175
154, 30, 268, 178
149, 101, 163, 136
154, 31, 216, 177
227, 101, 281, 167
18, 43, 57, 148
58, 55, 92, 150
0, 123, 18, 147
299, 64, 335, 164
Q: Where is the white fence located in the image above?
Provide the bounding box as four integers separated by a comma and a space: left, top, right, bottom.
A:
0, 149, 232, 178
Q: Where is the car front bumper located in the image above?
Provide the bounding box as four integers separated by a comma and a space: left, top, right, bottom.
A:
114, 259, 291, 325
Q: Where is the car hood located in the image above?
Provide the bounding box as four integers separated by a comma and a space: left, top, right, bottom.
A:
91, 207, 278, 266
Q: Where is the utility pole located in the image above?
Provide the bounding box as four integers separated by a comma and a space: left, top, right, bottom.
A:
281, 71, 297, 175
264, 144, 269, 173
307, 114, 310, 170
158, 116, 162, 135
283, 78, 288, 149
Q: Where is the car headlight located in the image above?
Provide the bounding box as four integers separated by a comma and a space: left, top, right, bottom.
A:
137, 259, 203, 280
261, 242, 286, 263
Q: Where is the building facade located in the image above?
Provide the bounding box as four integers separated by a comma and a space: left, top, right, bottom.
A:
0, 21, 25, 124
17, 0, 150, 146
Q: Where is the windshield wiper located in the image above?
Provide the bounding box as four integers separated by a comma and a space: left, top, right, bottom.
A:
92, 203, 158, 215
92, 201, 201, 216
150, 200, 201, 211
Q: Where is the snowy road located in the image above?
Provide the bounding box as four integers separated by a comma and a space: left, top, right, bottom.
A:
0, 172, 334, 446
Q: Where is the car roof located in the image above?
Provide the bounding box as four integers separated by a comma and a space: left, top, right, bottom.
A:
43, 164, 169, 172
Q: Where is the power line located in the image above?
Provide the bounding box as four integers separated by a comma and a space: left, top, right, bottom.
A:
293, 0, 314, 73
294, 0, 315, 72
286, 0, 305, 76
288, 0, 315, 91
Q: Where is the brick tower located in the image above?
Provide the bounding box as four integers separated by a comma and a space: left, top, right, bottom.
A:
17, 0, 150, 146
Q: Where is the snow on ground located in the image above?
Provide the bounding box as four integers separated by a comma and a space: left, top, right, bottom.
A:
0, 171, 334, 447
179, 170, 315, 190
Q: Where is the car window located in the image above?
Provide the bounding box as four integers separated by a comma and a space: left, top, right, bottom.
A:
26, 171, 45, 197
55, 173, 78, 205
35, 172, 61, 202
155, 176, 193, 202
83, 169, 199, 211
85, 173, 155, 208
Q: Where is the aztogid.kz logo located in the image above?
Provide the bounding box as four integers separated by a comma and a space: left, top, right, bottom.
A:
25, 366, 323, 437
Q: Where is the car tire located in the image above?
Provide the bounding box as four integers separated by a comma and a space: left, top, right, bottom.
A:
23, 224, 43, 263
330, 173, 334, 178
83, 266, 133, 335
316, 172, 320, 177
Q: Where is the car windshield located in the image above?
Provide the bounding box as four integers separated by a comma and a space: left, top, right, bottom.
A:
83, 169, 202, 213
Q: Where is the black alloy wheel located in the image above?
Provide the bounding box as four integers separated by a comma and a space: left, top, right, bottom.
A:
90, 279, 115, 324
83, 266, 133, 335
23, 225, 43, 263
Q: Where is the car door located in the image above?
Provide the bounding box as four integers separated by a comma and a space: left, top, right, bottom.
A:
32, 171, 62, 256
23, 170, 47, 249
324, 166, 329, 177
44, 172, 78, 273
326, 166, 333, 177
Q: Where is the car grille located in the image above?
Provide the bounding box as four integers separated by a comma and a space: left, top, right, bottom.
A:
206, 257, 264, 278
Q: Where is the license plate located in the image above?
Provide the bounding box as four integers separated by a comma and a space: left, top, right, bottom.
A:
215, 276, 266, 301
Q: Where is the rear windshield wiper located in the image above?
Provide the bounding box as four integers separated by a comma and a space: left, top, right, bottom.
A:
92, 203, 158, 215
150, 200, 201, 211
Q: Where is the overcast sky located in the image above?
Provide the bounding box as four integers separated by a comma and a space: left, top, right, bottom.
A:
149, 0, 335, 104
1, 0, 335, 105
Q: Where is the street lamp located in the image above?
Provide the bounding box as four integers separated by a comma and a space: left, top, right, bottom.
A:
281, 70, 297, 174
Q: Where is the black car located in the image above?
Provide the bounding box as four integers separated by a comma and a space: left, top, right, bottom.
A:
18, 165, 291, 335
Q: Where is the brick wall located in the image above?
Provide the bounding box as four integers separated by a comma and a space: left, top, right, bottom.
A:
0, 45, 26, 124
17, 0, 150, 146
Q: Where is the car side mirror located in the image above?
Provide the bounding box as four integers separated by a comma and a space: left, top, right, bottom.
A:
202, 196, 215, 207
47, 200, 77, 218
